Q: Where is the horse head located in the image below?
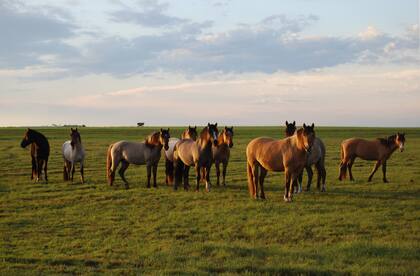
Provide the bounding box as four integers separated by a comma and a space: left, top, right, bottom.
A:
20, 128, 33, 148
206, 123, 219, 146
160, 128, 170, 150
220, 126, 234, 148
187, 125, 198, 141
301, 123, 316, 153
396, 132, 406, 152
285, 120, 296, 137
70, 128, 81, 148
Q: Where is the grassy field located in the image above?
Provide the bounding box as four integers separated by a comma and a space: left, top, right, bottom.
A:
0, 126, 419, 274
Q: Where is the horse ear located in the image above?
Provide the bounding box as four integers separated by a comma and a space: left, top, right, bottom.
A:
167, 128, 170, 132
285, 120, 288, 125
293, 121, 296, 126
215, 123, 217, 127
194, 126, 197, 130
75, 128, 78, 132
311, 123, 314, 128
225, 126, 228, 130
208, 123, 210, 127
160, 128, 163, 132
71, 128, 73, 131
303, 123, 306, 128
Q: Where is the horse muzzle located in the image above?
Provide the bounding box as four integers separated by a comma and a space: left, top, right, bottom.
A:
164, 145, 169, 151
229, 143, 233, 148
213, 140, 218, 146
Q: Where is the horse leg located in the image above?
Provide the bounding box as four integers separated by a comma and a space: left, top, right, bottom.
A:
44, 159, 48, 183
348, 157, 356, 181
195, 165, 201, 191
205, 165, 211, 192
215, 161, 220, 186
71, 162, 75, 183
297, 171, 303, 193
259, 168, 267, 199
31, 157, 36, 180
146, 165, 152, 188
183, 165, 190, 190
382, 161, 388, 183
152, 164, 158, 188
284, 169, 291, 202
253, 164, 260, 199
36, 158, 43, 182
305, 165, 313, 192
321, 166, 327, 192
368, 161, 381, 182
118, 160, 130, 189
222, 161, 228, 186
80, 161, 85, 184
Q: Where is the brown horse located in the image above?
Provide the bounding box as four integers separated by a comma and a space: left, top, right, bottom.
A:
164, 126, 199, 185
20, 128, 50, 183
173, 123, 219, 191
338, 133, 405, 183
284, 121, 326, 192
246, 124, 315, 202
106, 129, 170, 189
213, 126, 234, 186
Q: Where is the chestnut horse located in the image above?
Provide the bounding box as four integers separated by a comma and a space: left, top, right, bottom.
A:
173, 123, 219, 192
106, 129, 170, 189
213, 126, 234, 186
20, 128, 50, 183
338, 133, 405, 183
62, 128, 85, 183
284, 121, 326, 192
164, 126, 198, 185
246, 124, 315, 202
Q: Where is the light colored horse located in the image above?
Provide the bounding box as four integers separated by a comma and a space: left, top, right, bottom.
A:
246, 124, 316, 202
339, 133, 405, 183
213, 127, 234, 186
173, 123, 219, 192
164, 126, 198, 185
106, 129, 170, 189
284, 121, 326, 192
62, 128, 85, 183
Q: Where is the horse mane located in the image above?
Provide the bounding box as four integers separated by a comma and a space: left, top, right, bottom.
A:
145, 132, 160, 148
377, 135, 396, 148
27, 129, 50, 153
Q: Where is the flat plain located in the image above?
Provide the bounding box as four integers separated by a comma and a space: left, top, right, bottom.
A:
0, 126, 419, 274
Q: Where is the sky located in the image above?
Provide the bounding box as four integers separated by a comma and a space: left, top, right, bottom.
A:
0, 0, 419, 127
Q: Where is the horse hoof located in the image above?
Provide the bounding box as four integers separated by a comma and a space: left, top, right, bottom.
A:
383, 179, 389, 183
283, 196, 288, 202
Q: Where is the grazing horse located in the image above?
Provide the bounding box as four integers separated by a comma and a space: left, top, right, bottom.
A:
20, 128, 50, 183
106, 129, 170, 189
164, 126, 198, 185
173, 123, 219, 192
338, 133, 405, 183
62, 128, 85, 183
246, 124, 315, 202
213, 127, 234, 186
284, 121, 326, 192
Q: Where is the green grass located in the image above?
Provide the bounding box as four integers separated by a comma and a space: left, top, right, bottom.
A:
0, 126, 419, 274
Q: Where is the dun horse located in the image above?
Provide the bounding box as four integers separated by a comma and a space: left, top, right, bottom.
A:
106, 129, 170, 189
20, 128, 50, 183
338, 133, 405, 182
213, 127, 234, 186
62, 128, 85, 183
164, 126, 198, 185
246, 124, 316, 202
173, 123, 218, 192
284, 121, 326, 192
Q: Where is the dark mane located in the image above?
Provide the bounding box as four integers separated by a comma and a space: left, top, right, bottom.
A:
145, 131, 159, 148
377, 135, 396, 147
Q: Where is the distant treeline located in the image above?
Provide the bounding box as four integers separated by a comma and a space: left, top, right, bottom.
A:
52, 124, 87, 127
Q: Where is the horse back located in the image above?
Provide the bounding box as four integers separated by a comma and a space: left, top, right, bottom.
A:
246, 137, 286, 172
113, 141, 148, 165
165, 138, 180, 162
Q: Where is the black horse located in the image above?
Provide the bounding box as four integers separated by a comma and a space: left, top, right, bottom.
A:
20, 128, 50, 183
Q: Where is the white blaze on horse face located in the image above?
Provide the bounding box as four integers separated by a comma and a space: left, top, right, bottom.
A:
399, 142, 404, 152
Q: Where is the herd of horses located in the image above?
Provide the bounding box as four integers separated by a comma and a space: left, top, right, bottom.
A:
20, 123, 406, 202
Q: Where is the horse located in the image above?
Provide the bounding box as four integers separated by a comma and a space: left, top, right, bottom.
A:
212, 126, 234, 186
246, 123, 316, 202
164, 126, 198, 185
173, 123, 219, 192
106, 129, 170, 189
284, 121, 326, 192
20, 128, 50, 183
338, 133, 405, 183
62, 128, 85, 183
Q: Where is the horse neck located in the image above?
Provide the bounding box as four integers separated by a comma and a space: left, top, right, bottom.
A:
32, 131, 49, 150
383, 142, 398, 155
217, 132, 226, 146
197, 137, 212, 151
71, 140, 83, 150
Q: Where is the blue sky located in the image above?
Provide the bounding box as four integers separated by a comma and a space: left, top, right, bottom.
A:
0, 0, 419, 126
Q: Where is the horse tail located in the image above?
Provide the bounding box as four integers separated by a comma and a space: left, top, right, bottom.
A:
106, 144, 115, 185
247, 161, 255, 198
63, 163, 68, 181
339, 143, 347, 180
